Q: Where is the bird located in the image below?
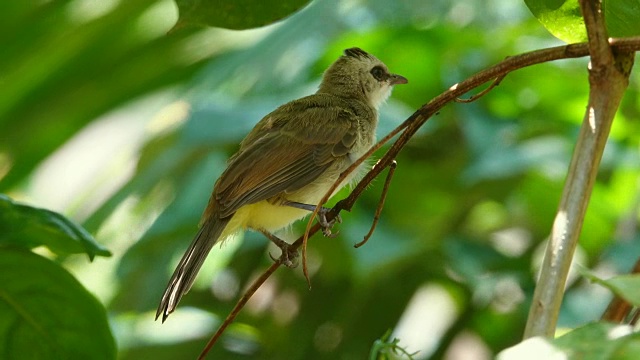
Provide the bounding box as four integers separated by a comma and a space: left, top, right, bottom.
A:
156, 47, 407, 322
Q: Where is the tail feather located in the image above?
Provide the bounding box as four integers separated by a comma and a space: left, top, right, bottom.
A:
156, 218, 230, 322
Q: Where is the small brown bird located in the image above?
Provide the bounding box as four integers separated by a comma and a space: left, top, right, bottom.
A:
157, 47, 407, 321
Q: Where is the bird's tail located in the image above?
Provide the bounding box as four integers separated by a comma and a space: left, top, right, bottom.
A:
156, 217, 230, 322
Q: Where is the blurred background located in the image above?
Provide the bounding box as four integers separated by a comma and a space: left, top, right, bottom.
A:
2, 0, 640, 359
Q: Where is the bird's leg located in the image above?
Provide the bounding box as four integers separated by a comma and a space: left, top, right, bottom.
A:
259, 229, 299, 268
283, 201, 342, 237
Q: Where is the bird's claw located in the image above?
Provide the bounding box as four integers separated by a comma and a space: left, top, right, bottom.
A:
318, 208, 341, 238
269, 245, 299, 268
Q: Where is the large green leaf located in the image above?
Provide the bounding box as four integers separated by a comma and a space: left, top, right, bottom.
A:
0, 194, 110, 260
0, 248, 115, 360
605, 0, 640, 37
525, 0, 640, 43
172, 0, 312, 30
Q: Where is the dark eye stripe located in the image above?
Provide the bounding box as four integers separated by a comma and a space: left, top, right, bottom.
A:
370, 65, 386, 81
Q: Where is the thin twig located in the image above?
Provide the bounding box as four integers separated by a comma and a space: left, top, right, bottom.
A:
197, 262, 280, 360
629, 309, 640, 326
455, 74, 506, 103
198, 37, 640, 358
602, 297, 634, 323
355, 160, 397, 248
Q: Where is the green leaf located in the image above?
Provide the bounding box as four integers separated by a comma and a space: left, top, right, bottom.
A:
171, 0, 312, 30
0, 194, 110, 260
0, 248, 115, 360
525, 0, 640, 43
604, 0, 640, 37
524, 0, 587, 43
580, 267, 640, 306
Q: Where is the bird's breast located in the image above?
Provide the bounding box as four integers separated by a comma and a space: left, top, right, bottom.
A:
235, 200, 311, 233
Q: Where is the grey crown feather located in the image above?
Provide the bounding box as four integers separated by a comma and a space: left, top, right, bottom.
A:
343, 47, 373, 59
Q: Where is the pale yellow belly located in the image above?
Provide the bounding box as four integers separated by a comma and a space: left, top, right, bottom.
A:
218, 157, 369, 242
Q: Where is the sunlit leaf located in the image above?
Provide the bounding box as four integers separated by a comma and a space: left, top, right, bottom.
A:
0, 248, 115, 360
525, 0, 640, 43
524, 0, 586, 43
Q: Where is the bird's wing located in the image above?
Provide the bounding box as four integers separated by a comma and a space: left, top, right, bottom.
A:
214, 99, 359, 218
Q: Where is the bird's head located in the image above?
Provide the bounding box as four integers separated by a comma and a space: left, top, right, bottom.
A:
319, 47, 407, 109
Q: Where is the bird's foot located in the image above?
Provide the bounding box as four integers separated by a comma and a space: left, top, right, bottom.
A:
282, 201, 342, 237
317, 207, 342, 238
261, 229, 299, 268
268, 243, 299, 268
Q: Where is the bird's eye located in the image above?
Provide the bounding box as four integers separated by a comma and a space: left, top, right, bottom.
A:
370, 66, 386, 81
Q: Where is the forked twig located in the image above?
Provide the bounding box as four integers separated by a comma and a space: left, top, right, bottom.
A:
355, 160, 397, 248
455, 74, 506, 103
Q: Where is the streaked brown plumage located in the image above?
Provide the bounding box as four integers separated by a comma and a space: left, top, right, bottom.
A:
157, 47, 407, 322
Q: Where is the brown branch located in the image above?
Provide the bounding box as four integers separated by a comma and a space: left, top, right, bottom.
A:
581, 0, 613, 68
601, 292, 633, 324
198, 36, 640, 358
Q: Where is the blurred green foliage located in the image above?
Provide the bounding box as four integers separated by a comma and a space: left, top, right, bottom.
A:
2, 0, 640, 359
172, 0, 312, 30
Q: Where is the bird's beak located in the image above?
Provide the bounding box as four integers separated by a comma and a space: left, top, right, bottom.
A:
389, 74, 408, 85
